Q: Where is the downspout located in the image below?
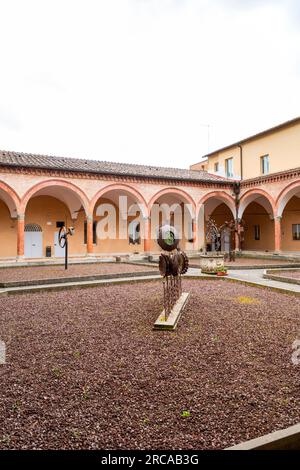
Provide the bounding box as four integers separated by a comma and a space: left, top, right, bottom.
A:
238, 144, 243, 181
233, 181, 241, 251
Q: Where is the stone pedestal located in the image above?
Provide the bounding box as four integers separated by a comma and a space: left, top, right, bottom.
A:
200, 253, 225, 274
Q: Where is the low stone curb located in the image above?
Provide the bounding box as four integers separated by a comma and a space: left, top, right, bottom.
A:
226, 422, 300, 450
0, 275, 162, 296
0, 270, 159, 288
263, 269, 300, 285
190, 263, 300, 270
153, 292, 190, 330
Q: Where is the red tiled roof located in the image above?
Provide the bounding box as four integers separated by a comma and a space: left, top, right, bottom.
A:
0, 150, 229, 184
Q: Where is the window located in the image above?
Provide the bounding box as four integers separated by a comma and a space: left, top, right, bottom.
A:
254, 225, 260, 241
261, 154, 269, 175
84, 220, 97, 244
188, 222, 194, 243
128, 220, 141, 245
225, 158, 233, 177
292, 224, 300, 241
214, 162, 219, 172
56, 221, 65, 228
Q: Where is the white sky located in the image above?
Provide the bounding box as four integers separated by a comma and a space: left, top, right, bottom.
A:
0, 0, 299, 168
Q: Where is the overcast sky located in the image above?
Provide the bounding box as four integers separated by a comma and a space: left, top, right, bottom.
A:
0, 0, 299, 168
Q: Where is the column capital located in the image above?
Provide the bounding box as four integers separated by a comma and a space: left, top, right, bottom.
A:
86, 214, 93, 222
17, 214, 25, 221
275, 215, 282, 221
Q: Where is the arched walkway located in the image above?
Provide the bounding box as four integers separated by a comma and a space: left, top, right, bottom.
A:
148, 188, 197, 252
0, 180, 20, 217
90, 184, 148, 255
20, 180, 90, 258
197, 191, 236, 251
0, 181, 20, 258
238, 190, 275, 252
276, 181, 300, 252
21, 179, 89, 217
239, 189, 275, 219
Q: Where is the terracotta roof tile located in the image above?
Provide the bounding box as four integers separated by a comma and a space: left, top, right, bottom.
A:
0, 150, 229, 184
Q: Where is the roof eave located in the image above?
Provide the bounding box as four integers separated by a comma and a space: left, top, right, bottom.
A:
0, 162, 231, 185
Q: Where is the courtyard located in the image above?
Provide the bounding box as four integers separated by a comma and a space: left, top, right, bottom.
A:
0, 279, 300, 450
0, 262, 157, 284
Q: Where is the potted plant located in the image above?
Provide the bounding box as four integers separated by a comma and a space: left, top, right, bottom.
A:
216, 266, 228, 277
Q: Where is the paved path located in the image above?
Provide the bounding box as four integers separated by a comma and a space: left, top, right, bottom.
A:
228, 269, 300, 294
187, 267, 300, 294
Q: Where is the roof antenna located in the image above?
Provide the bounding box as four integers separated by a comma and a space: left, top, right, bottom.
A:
200, 123, 211, 154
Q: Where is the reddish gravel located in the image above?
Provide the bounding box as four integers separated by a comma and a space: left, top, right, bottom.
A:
0, 263, 157, 283
0, 279, 300, 450
274, 270, 300, 280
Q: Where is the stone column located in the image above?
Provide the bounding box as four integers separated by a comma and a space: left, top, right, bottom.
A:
192, 218, 198, 250
17, 214, 25, 258
86, 215, 94, 256
274, 216, 282, 253
143, 217, 151, 253
235, 221, 241, 251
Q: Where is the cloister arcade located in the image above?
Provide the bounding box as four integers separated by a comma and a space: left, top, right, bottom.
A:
0, 173, 300, 260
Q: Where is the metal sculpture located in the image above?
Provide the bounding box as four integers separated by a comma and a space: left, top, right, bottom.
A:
157, 225, 189, 320
58, 225, 74, 270
205, 217, 221, 251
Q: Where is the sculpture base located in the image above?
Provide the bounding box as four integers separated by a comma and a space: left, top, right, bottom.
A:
200, 253, 225, 274
153, 292, 190, 331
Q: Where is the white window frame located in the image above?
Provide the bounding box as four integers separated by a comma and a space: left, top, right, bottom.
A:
261, 154, 269, 175
225, 158, 233, 178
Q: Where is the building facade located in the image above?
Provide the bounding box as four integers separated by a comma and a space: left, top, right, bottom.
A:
0, 117, 300, 260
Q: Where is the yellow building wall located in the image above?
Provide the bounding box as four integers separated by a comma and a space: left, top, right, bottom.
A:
282, 196, 300, 251
242, 202, 274, 251
194, 121, 300, 180
0, 200, 17, 257
242, 123, 300, 179
190, 159, 208, 172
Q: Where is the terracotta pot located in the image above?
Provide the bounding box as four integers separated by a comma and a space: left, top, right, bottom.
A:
217, 271, 227, 276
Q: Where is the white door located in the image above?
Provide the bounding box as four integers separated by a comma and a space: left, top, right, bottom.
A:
24, 231, 43, 258
54, 232, 65, 257
221, 229, 231, 252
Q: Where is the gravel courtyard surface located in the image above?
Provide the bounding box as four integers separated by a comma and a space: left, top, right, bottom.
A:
0, 279, 300, 450
274, 270, 300, 280
0, 263, 157, 283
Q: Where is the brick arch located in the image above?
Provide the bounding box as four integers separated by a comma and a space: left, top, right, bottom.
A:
239, 188, 276, 219
148, 187, 196, 217
90, 183, 148, 217
20, 179, 90, 216
0, 180, 20, 216
276, 180, 300, 217
197, 191, 236, 219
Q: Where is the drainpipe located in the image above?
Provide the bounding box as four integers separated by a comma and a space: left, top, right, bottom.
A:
238, 144, 243, 181
233, 182, 241, 251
